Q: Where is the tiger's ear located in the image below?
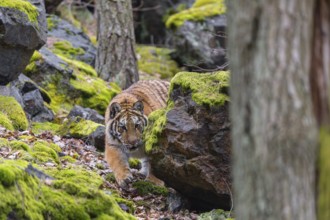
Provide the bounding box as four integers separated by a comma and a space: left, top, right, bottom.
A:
109, 102, 121, 119
133, 101, 144, 113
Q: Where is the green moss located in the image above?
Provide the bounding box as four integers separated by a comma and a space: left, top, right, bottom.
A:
0, 112, 14, 131
31, 122, 61, 135
198, 209, 233, 220
0, 0, 39, 25
44, 167, 136, 218
31, 141, 59, 164
9, 140, 30, 152
60, 155, 77, 163
58, 118, 101, 138
143, 102, 173, 153
0, 138, 9, 147
170, 71, 229, 106
0, 95, 29, 131
166, 0, 226, 28
52, 41, 86, 61
136, 45, 181, 79
132, 180, 169, 196
47, 16, 59, 31
69, 71, 120, 114
318, 127, 330, 219
24, 50, 43, 74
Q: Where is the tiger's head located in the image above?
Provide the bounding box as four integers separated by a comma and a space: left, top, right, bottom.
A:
106, 100, 148, 152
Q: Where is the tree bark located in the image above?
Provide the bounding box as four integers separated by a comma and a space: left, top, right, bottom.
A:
96, 0, 139, 89
310, 1, 330, 219
227, 1, 317, 219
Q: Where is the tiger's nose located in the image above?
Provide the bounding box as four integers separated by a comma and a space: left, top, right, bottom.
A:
128, 140, 142, 149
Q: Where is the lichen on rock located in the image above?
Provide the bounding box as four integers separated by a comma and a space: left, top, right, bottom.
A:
165, 0, 226, 28
0, 95, 29, 131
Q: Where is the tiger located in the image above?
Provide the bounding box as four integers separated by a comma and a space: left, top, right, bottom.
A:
104, 80, 169, 188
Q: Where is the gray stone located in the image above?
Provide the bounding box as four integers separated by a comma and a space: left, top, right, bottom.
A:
0, 0, 47, 85
169, 15, 227, 71
68, 105, 105, 124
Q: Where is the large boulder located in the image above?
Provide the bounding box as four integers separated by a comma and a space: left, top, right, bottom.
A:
144, 71, 231, 211
0, 0, 47, 85
166, 1, 227, 71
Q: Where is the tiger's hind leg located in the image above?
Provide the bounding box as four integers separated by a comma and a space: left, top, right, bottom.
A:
105, 146, 133, 188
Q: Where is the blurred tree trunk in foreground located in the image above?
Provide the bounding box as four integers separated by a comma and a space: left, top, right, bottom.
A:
96, 0, 139, 89
311, 1, 330, 219
227, 1, 317, 219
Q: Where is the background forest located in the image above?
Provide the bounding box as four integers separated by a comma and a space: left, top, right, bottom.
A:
0, 0, 329, 220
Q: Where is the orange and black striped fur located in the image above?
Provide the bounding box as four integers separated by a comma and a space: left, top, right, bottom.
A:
105, 80, 169, 188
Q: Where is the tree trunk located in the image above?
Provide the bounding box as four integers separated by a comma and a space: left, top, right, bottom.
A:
310, 1, 330, 219
96, 0, 139, 89
227, 1, 317, 219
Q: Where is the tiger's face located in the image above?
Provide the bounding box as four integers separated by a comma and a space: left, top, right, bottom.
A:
107, 100, 148, 152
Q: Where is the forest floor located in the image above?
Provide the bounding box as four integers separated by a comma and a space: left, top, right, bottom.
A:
0, 128, 199, 220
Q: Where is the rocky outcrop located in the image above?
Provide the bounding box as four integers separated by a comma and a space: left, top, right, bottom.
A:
0, 0, 47, 85
168, 15, 227, 71
145, 71, 231, 211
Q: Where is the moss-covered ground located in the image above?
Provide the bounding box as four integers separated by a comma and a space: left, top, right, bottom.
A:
0, 159, 135, 219
0, 129, 136, 220
166, 0, 226, 28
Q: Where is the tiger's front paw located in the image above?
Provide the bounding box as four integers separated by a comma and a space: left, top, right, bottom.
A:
117, 173, 134, 189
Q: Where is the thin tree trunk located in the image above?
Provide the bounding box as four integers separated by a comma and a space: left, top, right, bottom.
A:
310, 1, 330, 219
96, 0, 139, 89
227, 1, 317, 219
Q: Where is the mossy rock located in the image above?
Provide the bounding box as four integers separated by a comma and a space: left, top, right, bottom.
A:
31, 141, 60, 164
166, 0, 226, 28
136, 45, 181, 80
0, 159, 135, 219
0, 112, 14, 131
0, 0, 39, 25
52, 40, 85, 60
9, 140, 30, 152
24, 49, 119, 115
0, 95, 29, 131
132, 180, 169, 196
31, 122, 61, 135
170, 71, 229, 106
58, 118, 102, 138
143, 102, 173, 153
